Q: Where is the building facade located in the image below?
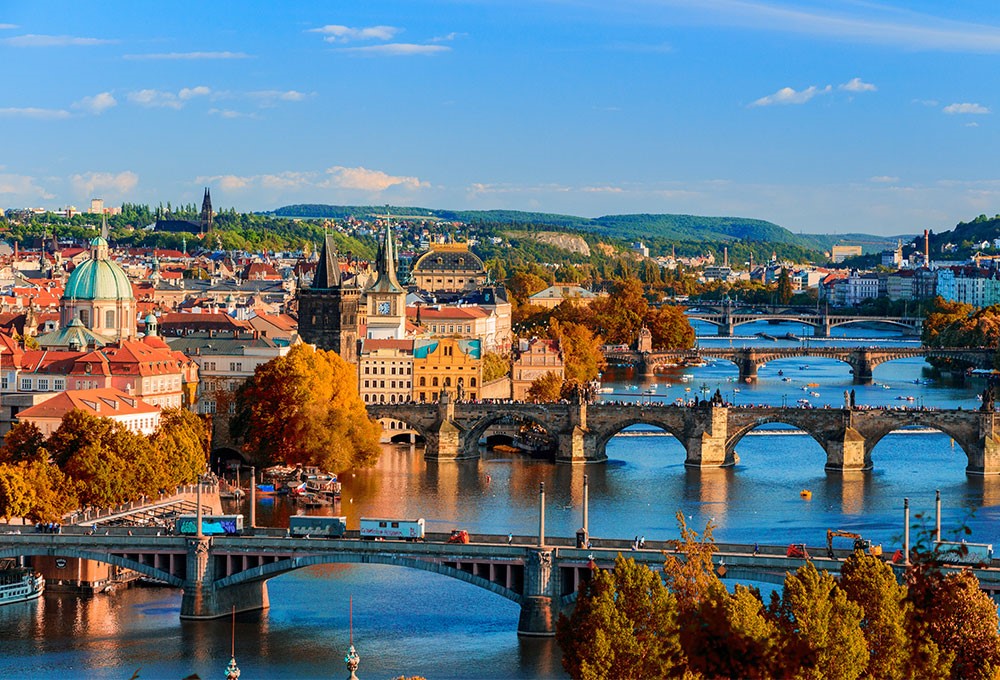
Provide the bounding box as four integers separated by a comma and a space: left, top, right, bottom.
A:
412, 338, 482, 403
297, 235, 360, 363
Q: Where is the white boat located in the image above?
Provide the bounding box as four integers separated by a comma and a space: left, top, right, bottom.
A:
810, 391, 821, 398
597, 387, 613, 394
733, 388, 741, 393
881, 384, 891, 390
680, 375, 693, 383
0, 568, 44, 605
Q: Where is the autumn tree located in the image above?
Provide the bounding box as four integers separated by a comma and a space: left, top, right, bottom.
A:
922, 570, 1000, 680
769, 562, 867, 680
527, 372, 563, 402
232, 343, 382, 472
547, 319, 606, 386
0, 464, 32, 521
591, 278, 648, 344
154, 408, 208, 487
643, 304, 695, 350
557, 554, 685, 680
481, 352, 511, 382
839, 550, 910, 680
0, 421, 45, 464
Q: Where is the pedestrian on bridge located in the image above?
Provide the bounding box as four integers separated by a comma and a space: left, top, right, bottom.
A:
507, 532, 513, 545
753, 542, 759, 556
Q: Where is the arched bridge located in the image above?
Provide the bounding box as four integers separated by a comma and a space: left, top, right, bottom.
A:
602, 346, 996, 383
683, 304, 924, 338
7, 530, 1000, 637
367, 396, 1000, 475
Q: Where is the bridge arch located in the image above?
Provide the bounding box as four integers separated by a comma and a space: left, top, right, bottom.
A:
0, 545, 185, 587
372, 413, 434, 446
827, 318, 917, 333
725, 415, 830, 458
214, 552, 523, 605
860, 418, 974, 464
593, 417, 687, 461
463, 411, 558, 457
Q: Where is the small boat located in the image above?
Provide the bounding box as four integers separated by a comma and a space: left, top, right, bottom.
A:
684, 387, 692, 392
597, 387, 613, 394
810, 391, 821, 398
680, 375, 693, 383
0, 568, 44, 605
881, 384, 891, 390
800, 489, 812, 500
806, 383, 819, 388
733, 388, 741, 393
782, 377, 792, 382
798, 365, 810, 370
777, 370, 784, 376
256, 484, 277, 495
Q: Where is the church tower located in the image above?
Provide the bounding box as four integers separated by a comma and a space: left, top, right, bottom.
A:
200, 187, 213, 234
297, 234, 360, 363
365, 224, 406, 340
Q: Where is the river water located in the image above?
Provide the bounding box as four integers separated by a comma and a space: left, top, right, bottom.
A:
1, 321, 998, 679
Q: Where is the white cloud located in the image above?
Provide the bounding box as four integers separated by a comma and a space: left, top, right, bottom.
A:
870, 176, 900, 183
73, 92, 117, 115
581, 186, 624, 193
309, 24, 400, 43
0, 174, 53, 199
966, 122, 980, 128
335, 43, 450, 56
0, 24, 17, 30
430, 32, 465, 43
218, 175, 251, 190
2, 34, 113, 47
943, 102, 990, 114
0, 107, 71, 119
750, 84, 831, 107
247, 90, 310, 105
324, 166, 427, 191
840, 77, 876, 92
179, 86, 211, 100
128, 87, 210, 109
70, 171, 138, 198
913, 98, 940, 107
208, 108, 258, 119
123, 51, 250, 60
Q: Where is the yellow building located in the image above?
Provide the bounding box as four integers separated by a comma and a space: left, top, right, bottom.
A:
413, 338, 482, 403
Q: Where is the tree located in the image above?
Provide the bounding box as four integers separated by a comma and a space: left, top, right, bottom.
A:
0, 421, 45, 464
0, 464, 32, 521
776, 268, 794, 305
154, 408, 208, 487
839, 550, 910, 680
922, 571, 1000, 680
643, 305, 695, 350
557, 554, 685, 679
481, 352, 511, 382
232, 344, 382, 471
527, 372, 563, 402
21, 457, 77, 522
591, 278, 648, 344
769, 562, 867, 680
547, 319, 605, 386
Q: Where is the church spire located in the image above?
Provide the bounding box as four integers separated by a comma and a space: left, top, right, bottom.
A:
370, 223, 402, 292
200, 187, 213, 233
311, 234, 342, 289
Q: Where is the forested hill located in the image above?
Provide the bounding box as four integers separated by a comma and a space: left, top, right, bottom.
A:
270, 204, 894, 253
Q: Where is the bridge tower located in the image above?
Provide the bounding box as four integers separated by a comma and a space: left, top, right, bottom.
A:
517, 548, 561, 636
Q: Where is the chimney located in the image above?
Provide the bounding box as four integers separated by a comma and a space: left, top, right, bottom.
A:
924, 229, 930, 265
723, 246, 729, 268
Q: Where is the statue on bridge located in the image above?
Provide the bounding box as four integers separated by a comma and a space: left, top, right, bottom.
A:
981, 379, 997, 412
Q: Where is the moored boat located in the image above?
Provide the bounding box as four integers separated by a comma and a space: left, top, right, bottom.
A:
0, 568, 44, 606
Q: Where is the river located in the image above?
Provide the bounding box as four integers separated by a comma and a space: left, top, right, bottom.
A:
1, 322, 997, 679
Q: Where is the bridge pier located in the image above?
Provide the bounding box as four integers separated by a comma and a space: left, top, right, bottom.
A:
824, 427, 871, 472
179, 536, 271, 619
518, 549, 560, 637
685, 405, 737, 468
736, 353, 759, 383
851, 352, 875, 385
966, 416, 1000, 475
814, 320, 831, 338
717, 319, 734, 337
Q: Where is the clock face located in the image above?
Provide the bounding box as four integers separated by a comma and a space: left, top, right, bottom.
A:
377, 301, 391, 315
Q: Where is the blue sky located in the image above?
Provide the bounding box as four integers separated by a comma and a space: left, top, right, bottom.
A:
1, 1, 999, 235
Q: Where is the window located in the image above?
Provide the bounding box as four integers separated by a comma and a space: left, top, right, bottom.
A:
38, 379, 49, 391
79, 309, 89, 326
419, 377, 426, 387
105, 309, 115, 328
470, 377, 477, 387
0, 376, 7, 390
20, 378, 31, 391
432, 377, 439, 387
230, 362, 243, 372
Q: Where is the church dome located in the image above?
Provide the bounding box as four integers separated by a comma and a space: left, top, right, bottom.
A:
63, 238, 134, 301
412, 244, 485, 273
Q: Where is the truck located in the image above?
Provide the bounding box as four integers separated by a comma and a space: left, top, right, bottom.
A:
826, 530, 882, 559
289, 515, 347, 538
175, 514, 244, 536
935, 540, 994, 565
359, 517, 425, 541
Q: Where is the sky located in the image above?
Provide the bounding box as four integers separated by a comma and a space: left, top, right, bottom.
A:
1, 1, 1000, 235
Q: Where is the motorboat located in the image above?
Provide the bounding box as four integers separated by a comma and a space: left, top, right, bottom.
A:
810, 392, 821, 398
800, 489, 812, 500
597, 387, 613, 394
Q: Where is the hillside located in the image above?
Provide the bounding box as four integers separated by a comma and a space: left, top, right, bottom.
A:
270, 204, 897, 255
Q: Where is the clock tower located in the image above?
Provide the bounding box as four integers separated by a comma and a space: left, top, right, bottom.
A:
365, 223, 407, 340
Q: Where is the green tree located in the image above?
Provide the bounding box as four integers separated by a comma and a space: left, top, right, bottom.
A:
838, 550, 910, 680
770, 562, 867, 680
557, 554, 685, 680
481, 352, 511, 382
232, 344, 382, 471
776, 267, 794, 305
21, 457, 77, 522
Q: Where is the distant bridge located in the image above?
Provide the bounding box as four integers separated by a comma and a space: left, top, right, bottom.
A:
682, 303, 924, 337
6, 529, 1000, 636
601, 346, 995, 383
367, 395, 1000, 474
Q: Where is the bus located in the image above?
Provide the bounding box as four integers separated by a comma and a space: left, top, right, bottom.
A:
359, 517, 425, 541
175, 514, 244, 536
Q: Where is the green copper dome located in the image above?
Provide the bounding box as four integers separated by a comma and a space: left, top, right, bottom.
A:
63, 239, 134, 301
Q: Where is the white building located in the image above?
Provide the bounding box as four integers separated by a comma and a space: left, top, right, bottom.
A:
17, 387, 161, 436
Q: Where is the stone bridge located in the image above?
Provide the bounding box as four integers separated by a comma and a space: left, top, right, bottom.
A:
683, 304, 924, 337
367, 397, 1000, 474
6, 531, 1000, 636
602, 346, 996, 383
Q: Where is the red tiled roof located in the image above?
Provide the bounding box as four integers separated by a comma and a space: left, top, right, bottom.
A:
18, 387, 160, 420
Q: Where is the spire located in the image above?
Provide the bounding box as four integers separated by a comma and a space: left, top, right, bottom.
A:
370, 223, 402, 293
200, 187, 213, 233
311, 234, 342, 289
101, 214, 109, 240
